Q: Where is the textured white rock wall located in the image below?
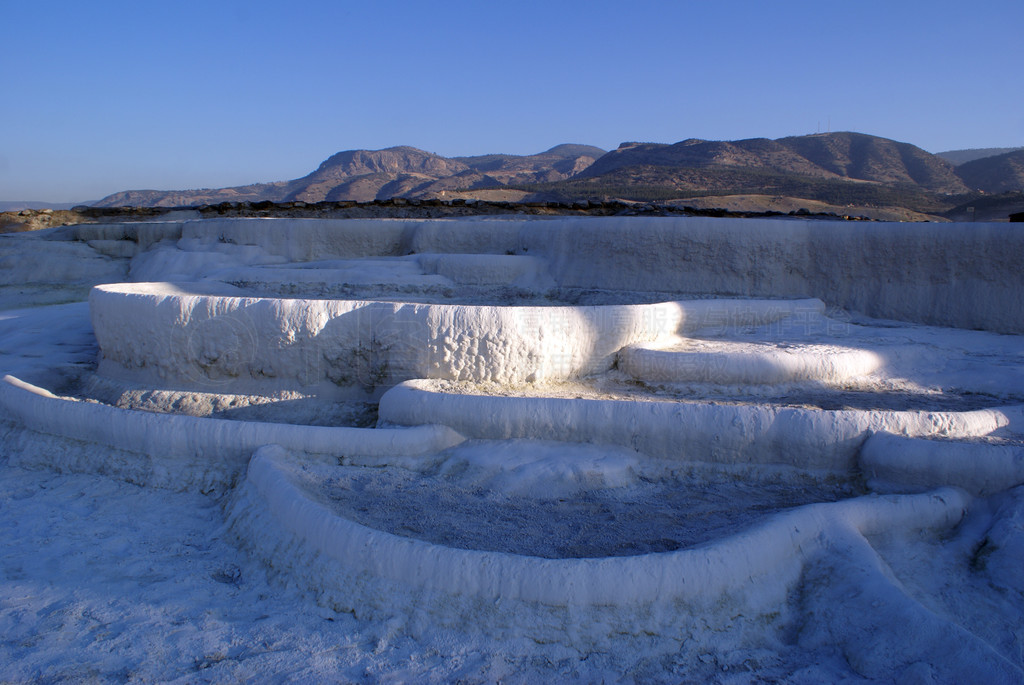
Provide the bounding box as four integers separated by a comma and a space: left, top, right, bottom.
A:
180, 218, 413, 260
177, 216, 527, 259
417, 254, 554, 288
90, 283, 814, 391
407, 219, 523, 255
861, 432, 1024, 495
188, 254, 553, 291
618, 339, 883, 385
0, 235, 127, 287
513, 217, 1024, 334
0, 374, 464, 490
378, 380, 1010, 470
186, 216, 1024, 333
68, 222, 184, 250
226, 445, 969, 648
16, 216, 1022, 332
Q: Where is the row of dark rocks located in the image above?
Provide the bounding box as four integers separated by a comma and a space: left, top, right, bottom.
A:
69, 198, 876, 222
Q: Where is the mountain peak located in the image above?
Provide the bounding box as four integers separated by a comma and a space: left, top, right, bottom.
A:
314, 146, 455, 174
540, 144, 607, 158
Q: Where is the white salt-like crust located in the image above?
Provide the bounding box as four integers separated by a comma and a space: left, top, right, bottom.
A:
3, 215, 1024, 680
378, 379, 1010, 471
0, 374, 464, 491
90, 282, 819, 391
619, 337, 884, 385
224, 445, 983, 655
136, 215, 1023, 332
861, 431, 1024, 495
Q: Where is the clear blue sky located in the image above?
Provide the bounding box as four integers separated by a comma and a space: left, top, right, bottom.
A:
2, 0, 1022, 202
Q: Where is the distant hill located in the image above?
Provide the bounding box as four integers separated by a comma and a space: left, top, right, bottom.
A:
489, 132, 978, 216
93, 132, 1024, 218
955, 150, 1024, 193
94, 144, 605, 207
280, 146, 467, 203
575, 132, 968, 194
453, 144, 606, 184
0, 200, 92, 212
936, 147, 1024, 166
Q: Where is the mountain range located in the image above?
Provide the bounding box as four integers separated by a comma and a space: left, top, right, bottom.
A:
935, 147, 1024, 166
95, 144, 606, 207
94, 133, 1024, 218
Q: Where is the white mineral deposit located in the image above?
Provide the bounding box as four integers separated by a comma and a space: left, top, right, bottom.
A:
2, 215, 1023, 682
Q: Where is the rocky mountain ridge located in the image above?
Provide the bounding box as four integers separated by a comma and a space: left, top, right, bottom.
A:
954, 150, 1024, 194
936, 147, 1024, 166
578, 132, 968, 194
95, 145, 605, 207
93, 133, 1023, 215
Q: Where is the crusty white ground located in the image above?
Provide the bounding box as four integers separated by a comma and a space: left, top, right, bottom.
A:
3, 296, 1023, 682
2, 458, 888, 684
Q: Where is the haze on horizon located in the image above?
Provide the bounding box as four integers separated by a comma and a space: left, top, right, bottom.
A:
2, 0, 1022, 203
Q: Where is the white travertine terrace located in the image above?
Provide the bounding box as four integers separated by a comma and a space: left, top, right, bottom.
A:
2, 215, 1023, 679
126, 216, 1024, 332
0, 374, 464, 492
377, 379, 1012, 471
226, 444, 970, 646
90, 283, 819, 393
618, 338, 884, 385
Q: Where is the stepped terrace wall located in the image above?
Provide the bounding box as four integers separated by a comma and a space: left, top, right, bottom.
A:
514, 217, 1024, 334
74, 216, 1024, 333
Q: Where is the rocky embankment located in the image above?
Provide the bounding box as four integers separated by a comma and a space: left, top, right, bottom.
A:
0, 198, 881, 234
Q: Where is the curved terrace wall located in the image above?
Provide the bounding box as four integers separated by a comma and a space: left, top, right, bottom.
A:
378, 380, 1013, 472
90, 282, 816, 393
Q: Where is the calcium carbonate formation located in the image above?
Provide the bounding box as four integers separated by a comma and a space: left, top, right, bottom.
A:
2, 215, 1023, 678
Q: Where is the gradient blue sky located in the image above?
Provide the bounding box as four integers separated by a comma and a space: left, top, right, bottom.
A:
3, 0, 1022, 202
